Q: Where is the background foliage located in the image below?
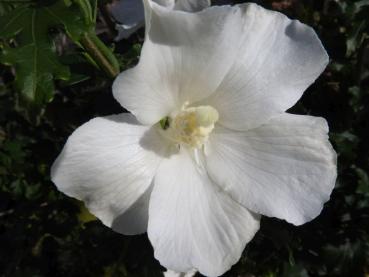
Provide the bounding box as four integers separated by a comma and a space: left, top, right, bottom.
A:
0, 0, 368, 276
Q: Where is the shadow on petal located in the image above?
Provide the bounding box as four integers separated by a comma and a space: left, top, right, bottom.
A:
112, 183, 154, 235
104, 113, 142, 125
139, 126, 177, 158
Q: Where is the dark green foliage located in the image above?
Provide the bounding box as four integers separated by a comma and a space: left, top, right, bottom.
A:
0, 1, 90, 109
0, 0, 368, 276
0, 0, 119, 115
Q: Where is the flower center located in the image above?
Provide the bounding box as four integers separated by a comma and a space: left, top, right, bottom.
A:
159, 104, 219, 149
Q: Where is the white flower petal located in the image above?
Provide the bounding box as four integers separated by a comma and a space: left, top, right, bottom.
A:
148, 149, 260, 277
174, 0, 210, 12
204, 3, 329, 130
206, 113, 337, 225
113, 4, 246, 125
153, 0, 175, 7
51, 114, 169, 235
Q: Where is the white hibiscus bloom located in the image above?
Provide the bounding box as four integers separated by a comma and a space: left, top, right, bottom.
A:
51, 1, 337, 276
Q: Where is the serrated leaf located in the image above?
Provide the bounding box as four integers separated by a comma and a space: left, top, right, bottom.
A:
0, 1, 91, 107
1, 43, 70, 106
0, 6, 73, 107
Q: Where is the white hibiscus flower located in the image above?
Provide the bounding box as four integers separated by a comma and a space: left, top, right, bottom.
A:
51, 1, 337, 276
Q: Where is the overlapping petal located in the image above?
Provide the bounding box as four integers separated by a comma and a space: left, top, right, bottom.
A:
51, 114, 169, 235
205, 3, 329, 130
113, 4, 246, 125
148, 149, 260, 277
205, 113, 337, 225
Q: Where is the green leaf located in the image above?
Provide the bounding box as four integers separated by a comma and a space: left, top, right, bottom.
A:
1, 43, 70, 106
281, 263, 309, 277
73, 0, 94, 25
0, 1, 91, 107
0, 6, 28, 38
0, 6, 73, 107
63, 0, 73, 6
355, 167, 369, 196
346, 20, 368, 56
0, 0, 119, 108
43, 1, 92, 41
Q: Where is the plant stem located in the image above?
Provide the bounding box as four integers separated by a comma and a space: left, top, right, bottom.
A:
98, 1, 117, 37
79, 32, 120, 79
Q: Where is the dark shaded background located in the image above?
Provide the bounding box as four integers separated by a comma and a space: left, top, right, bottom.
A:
0, 0, 368, 276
